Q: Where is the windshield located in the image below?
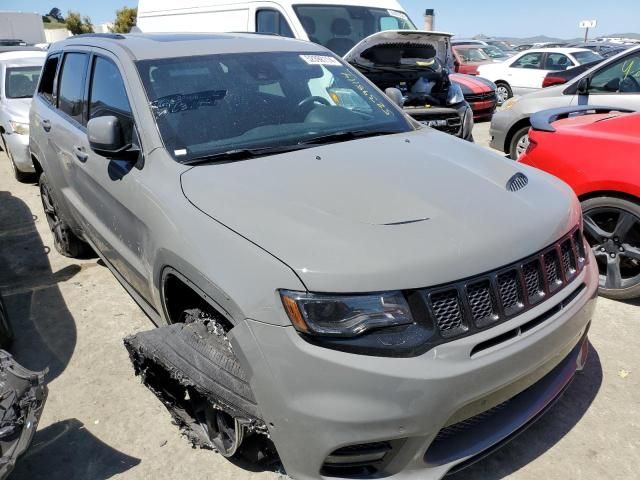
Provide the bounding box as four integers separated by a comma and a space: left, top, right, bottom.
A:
5, 66, 41, 99
294, 5, 416, 56
457, 47, 490, 63
487, 41, 515, 52
136, 51, 412, 162
481, 45, 508, 59
573, 50, 603, 65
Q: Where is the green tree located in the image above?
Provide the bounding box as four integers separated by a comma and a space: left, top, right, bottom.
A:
111, 7, 137, 34
65, 11, 94, 35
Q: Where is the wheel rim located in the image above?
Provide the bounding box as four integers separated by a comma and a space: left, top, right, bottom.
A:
40, 182, 65, 251
496, 86, 509, 104
583, 207, 640, 291
515, 133, 530, 157
193, 399, 244, 457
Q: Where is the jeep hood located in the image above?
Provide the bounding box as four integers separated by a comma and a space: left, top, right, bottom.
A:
343, 30, 453, 68
181, 129, 581, 293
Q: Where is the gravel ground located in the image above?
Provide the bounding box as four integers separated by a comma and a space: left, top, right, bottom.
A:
0, 123, 638, 480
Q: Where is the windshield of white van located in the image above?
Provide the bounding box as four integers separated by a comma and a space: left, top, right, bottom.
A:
136, 51, 412, 162
294, 5, 416, 56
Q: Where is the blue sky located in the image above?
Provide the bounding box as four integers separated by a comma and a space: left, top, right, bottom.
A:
5, 0, 640, 38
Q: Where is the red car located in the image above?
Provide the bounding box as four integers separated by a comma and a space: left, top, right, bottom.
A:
452, 45, 493, 75
519, 106, 640, 300
450, 73, 497, 121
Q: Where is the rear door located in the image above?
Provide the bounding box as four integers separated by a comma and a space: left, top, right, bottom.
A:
45, 50, 91, 223
507, 52, 548, 92
572, 50, 640, 108
69, 50, 153, 303
30, 53, 61, 175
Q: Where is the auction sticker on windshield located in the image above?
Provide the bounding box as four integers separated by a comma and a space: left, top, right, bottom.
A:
300, 55, 342, 66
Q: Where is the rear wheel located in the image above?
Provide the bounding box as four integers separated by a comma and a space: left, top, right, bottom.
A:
509, 126, 530, 160
495, 81, 512, 106
39, 173, 92, 258
582, 196, 640, 300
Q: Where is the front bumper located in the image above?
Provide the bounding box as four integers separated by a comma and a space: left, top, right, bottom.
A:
404, 103, 474, 141
488, 109, 517, 152
231, 256, 598, 480
4, 132, 34, 173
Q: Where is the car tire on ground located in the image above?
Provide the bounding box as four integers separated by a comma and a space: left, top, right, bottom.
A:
509, 126, 530, 160
39, 173, 93, 258
581, 196, 640, 300
495, 81, 512, 106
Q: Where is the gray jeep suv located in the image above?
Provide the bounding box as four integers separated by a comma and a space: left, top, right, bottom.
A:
30, 33, 597, 479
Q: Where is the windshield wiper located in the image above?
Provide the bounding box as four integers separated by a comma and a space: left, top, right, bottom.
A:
298, 129, 402, 146
182, 144, 310, 166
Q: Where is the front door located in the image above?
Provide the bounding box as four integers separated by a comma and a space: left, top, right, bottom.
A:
573, 50, 640, 108
69, 51, 153, 303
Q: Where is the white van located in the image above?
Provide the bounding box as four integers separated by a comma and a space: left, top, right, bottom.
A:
136, 0, 474, 140
138, 0, 413, 53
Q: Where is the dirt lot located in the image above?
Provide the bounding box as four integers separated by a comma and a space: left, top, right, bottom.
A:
1, 123, 638, 480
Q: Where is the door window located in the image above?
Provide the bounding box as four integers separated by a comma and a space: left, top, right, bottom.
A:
38, 54, 60, 104
545, 53, 571, 71
256, 9, 294, 38
511, 52, 543, 69
58, 52, 89, 124
589, 53, 640, 93
88, 56, 134, 143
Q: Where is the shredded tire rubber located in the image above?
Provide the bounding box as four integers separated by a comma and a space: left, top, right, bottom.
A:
0, 350, 48, 478
124, 310, 268, 452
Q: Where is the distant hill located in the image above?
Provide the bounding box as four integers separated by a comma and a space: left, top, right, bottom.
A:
607, 33, 640, 39
473, 33, 640, 45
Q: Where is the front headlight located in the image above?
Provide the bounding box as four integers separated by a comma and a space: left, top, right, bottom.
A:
280, 290, 414, 337
502, 97, 519, 110
446, 84, 465, 105
9, 121, 29, 136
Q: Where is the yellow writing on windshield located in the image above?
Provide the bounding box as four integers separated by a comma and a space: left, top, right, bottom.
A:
340, 72, 392, 116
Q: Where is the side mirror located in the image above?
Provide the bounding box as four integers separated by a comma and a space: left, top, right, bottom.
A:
384, 87, 404, 107
87, 116, 137, 159
577, 77, 591, 95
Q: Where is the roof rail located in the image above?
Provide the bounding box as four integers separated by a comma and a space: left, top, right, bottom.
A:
72, 33, 126, 40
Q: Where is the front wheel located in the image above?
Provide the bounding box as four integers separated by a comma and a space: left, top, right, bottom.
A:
509, 126, 530, 160
495, 82, 513, 106
582, 196, 640, 300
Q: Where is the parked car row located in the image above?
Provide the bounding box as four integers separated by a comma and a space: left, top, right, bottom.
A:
520, 106, 640, 299
490, 45, 640, 158
485, 44, 640, 300
478, 48, 604, 104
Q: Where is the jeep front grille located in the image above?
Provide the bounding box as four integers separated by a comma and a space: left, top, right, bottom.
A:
421, 227, 586, 340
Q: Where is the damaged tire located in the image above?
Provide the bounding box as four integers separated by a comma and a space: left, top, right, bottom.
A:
124, 308, 274, 462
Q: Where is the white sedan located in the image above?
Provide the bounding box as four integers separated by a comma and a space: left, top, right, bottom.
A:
478, 48, 602, 104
